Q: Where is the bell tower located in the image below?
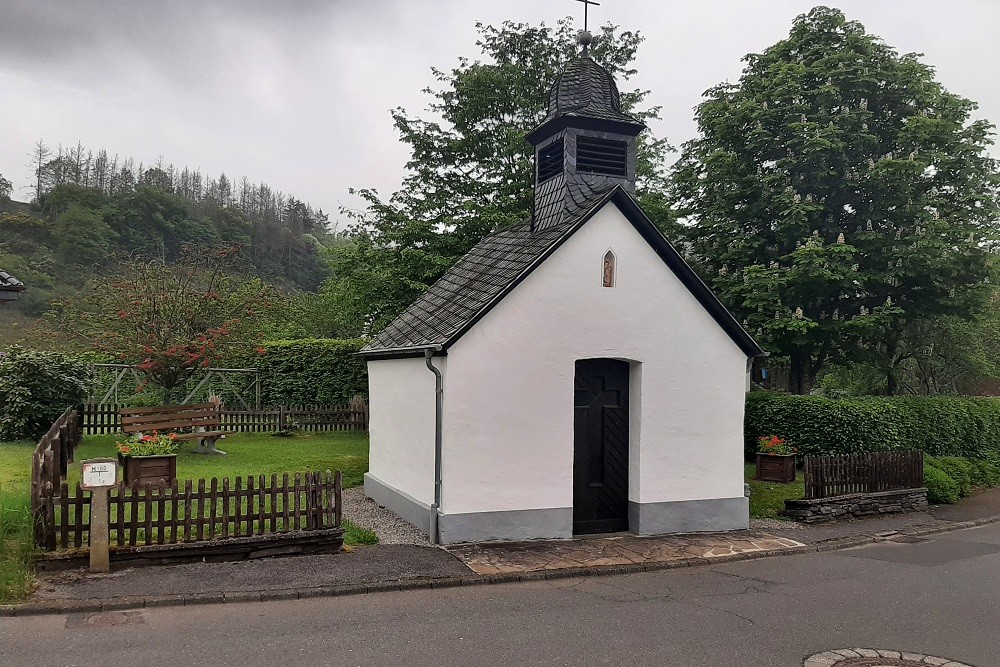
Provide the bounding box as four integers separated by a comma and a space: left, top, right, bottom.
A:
526, 30, 646, 231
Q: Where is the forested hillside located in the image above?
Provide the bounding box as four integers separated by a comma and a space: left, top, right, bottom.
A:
0, 141, 336, 321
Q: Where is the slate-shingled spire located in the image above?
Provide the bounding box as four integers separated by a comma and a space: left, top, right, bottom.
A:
526, 32, 646, 231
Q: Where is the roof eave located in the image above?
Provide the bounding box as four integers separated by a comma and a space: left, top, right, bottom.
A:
606, 189, 767, 358
526, 115, 645, 146
438, 190, 620, 350
356, 344, 448, 361
360, 186, 766, 361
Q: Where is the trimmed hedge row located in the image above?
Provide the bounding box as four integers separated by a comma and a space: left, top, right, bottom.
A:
745, 391, 1000, 460
257, 339, 368, 406
924, 455, 1000, 504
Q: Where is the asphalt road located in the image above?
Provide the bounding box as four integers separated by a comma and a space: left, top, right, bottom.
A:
4, 523, 1000, 667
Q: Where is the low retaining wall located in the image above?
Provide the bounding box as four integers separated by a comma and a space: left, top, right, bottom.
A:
36, 527, 345, 571
783, 488, 928, 524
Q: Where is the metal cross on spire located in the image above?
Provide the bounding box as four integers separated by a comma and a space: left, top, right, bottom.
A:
575, 0, 600, 53
575, 0, 600, 32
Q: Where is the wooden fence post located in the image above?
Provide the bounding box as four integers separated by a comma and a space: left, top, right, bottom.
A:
334, 470, 342, 528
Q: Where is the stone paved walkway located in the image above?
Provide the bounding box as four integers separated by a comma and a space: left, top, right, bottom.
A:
446, 530, 805, 574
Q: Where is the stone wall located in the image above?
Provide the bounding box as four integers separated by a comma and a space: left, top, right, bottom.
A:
783, 488, 928, 524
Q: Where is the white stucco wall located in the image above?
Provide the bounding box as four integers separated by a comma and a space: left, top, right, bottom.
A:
366, 357, 439, 505
440, 203, 749, 516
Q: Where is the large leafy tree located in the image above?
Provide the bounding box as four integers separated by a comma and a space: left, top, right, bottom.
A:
671, 6, 1000, 393
323, 19, 673, 335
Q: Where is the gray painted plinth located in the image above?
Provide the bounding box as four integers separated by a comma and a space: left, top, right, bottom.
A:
366, 474, 749, 543
364, 475, 574, 544
438, 508, 573, 545
628, 497, 749, 535
364, 474, 432, 536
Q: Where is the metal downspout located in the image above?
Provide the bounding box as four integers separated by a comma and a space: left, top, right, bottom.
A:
424, 347, 444, 544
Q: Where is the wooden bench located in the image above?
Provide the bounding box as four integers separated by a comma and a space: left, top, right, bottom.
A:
119, 402, 233, 456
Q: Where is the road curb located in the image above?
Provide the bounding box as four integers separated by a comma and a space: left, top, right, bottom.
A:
4, 513, 998, 617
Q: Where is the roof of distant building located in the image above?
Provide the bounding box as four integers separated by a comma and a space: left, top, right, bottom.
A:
0, 270, 25, 292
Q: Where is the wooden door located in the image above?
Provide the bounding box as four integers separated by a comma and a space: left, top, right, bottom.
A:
573, 358, 629, 534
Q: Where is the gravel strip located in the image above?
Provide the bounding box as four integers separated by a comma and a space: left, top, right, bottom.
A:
751, 517, 802, 532
342, 487, 430, 546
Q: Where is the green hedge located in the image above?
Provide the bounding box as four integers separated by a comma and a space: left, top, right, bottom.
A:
745, 391, 1000, 460
0, 347, 92, 440
924, 455, 1000, 504
257, 339, 368, 406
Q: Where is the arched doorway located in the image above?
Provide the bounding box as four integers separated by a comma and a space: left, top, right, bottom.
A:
573, 358, 629, 534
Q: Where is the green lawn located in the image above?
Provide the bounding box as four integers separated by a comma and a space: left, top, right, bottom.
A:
67, 431, 370, 490
0, 431, 371, 604
745, 463, 804, 519
0, 438, 36, 605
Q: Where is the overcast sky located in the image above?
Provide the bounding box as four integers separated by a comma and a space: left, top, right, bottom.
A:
1, 0, 998, 228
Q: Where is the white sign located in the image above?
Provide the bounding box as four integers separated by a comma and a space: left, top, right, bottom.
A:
81, 459, 118, 489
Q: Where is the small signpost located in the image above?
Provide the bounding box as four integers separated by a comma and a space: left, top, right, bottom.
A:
81, 458, 118, 572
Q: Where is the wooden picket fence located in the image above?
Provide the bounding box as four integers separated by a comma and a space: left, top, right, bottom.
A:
83, 402, 368, 435
40, 471, 342, 551
30, 407, 84, 549
220, 405, 368, 433
803, 451, 924, 500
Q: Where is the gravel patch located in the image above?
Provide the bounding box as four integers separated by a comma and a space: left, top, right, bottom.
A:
751, 517, 802, 532
342, 487, 430, 546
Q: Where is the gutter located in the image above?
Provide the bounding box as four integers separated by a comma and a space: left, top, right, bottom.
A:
424, 346, 444, 544
356, 344, 447, 360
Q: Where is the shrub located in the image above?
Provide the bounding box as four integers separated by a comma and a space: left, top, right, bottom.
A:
745, 391, 1000, 459
923, 463, 959, 505
970, 458, 1000, 487
930, 456, 974, 498
0, 347, 92, 440
257, 339, 368, 406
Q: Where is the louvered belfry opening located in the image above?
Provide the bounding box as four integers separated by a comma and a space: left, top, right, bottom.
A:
537, 139, 564, 183
526, 51, 646, 232
576, 136, 628, 177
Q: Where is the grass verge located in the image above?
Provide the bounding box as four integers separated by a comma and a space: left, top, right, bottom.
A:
0, 439, 36, 604
0, 486, 36, 604
343, 519, 379, 545
745, 463, 804, 520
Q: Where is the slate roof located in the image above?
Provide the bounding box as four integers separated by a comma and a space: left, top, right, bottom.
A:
0, 270, 25, 292
543, 56, 641, 127
361, 196, 604, 355
360, 188, 765, 359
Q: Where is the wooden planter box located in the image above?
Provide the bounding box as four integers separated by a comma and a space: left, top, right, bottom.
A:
755, 453, 796, 483
121, 454, 177, 487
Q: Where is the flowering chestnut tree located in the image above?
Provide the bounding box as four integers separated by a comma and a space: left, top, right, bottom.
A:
671, 7, 999, 394
55, 246, 274, 394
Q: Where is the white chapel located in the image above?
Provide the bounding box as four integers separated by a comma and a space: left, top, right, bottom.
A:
359, 32, 765, 544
